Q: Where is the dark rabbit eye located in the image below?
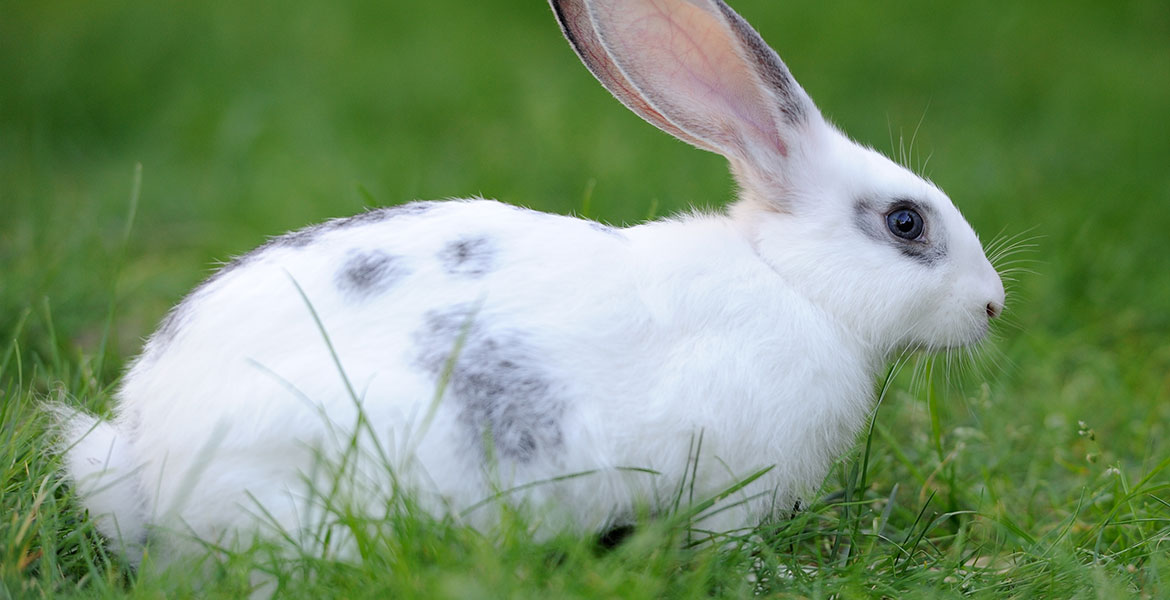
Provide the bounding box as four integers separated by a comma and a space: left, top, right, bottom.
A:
886, 208, 924, 240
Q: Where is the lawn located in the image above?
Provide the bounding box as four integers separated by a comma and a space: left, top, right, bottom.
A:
2, 0, 1168, 597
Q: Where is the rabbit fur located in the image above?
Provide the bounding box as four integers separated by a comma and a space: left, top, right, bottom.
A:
58, 0, 1005, 565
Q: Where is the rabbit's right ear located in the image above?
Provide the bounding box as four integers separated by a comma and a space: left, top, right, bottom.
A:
550, 0, 824, 196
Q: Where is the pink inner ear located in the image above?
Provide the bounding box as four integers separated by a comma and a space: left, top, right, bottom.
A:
556, 0, 711, 150
555, 0, 714, 151
592, 0, 786, 158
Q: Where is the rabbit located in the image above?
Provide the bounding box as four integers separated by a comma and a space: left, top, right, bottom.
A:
58, 0, 1005, 566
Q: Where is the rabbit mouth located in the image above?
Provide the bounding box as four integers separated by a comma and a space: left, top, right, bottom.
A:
900, 312, 993, 353
933, 319, 993, 351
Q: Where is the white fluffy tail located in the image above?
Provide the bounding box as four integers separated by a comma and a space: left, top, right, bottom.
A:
54, 406, 146, 562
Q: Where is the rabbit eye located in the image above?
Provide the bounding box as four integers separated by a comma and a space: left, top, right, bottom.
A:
886, 208, 924, 240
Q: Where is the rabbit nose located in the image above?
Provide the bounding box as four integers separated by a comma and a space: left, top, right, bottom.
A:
986, 302, 1003, 319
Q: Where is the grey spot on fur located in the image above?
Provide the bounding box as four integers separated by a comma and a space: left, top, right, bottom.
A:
146, 202, 440, 351
438, 236, 495, 278
152, 304, 187, 347
336, 250, 408, 299
589, 221, 624, 237
271, 228, 318, 249
414, 304, 564, 463
853, 197, 946, 266
268, 201, 440, 250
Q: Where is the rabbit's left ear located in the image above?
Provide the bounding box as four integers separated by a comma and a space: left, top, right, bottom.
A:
551, 0, 823, 192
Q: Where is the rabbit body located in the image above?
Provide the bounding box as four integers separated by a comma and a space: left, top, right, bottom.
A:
60, 0, 1005, 565
66, 199, 875, 560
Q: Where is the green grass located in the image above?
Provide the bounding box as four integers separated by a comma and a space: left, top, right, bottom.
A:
2, 0, 1168, 597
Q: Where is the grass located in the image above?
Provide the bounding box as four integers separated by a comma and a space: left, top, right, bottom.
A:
2, 0, 1168, 597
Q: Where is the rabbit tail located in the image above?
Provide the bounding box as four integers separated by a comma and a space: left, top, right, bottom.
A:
55, 407, 147, 563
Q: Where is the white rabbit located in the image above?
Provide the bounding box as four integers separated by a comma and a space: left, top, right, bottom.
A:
59, 0, 1004, 566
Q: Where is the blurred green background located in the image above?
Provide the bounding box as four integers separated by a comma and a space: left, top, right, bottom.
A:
2, 0, 1168, 552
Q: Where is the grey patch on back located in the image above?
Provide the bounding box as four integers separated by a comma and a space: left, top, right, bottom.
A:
438, 236, 496, 278
414, 304, 564, 463
588, 221, 625, 238
267, 201, 441, 251
150, 304, 187, 349
336, 250, 409, 299
853, 197, 947, 266
145, 201, 440, 353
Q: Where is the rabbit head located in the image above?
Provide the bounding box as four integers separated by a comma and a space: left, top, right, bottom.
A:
552, 0, 1004, 353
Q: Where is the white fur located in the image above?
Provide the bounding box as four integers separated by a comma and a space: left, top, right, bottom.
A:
58, 0, 1004, 564
52, 406, 147, 563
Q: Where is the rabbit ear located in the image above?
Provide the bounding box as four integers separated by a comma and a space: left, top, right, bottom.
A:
550, 0, 716, 152
551, 0, 821, 190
